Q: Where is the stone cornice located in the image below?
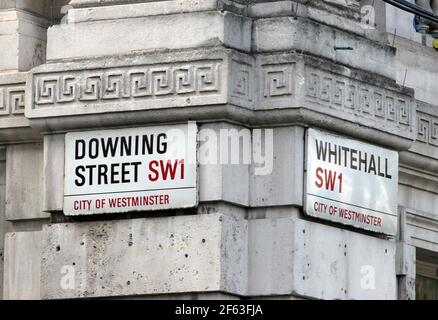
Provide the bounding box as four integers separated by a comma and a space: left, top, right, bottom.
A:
24, 48, 416, 150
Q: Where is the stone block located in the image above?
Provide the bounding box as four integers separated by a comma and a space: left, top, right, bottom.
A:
248, 217, 397, 299
26, 45, 415, 152
0, 148, 4, 299
43, 134, 65, 213
0, 10, 48, 72
0, 71, 41, 143
6, 143, 48, 220
396, 242, 416, 277
199, 122, 250, 207
0, 0, 53, 17
405, 101, 438, 162
253, 16, 396, 79
47, 11, 251, 61
250, 126, 304, 207
41, 214, 248, 299
0, 72, 27, 128
392, 37, 438, 106
26, 48, 255, 123
3, 231, 42, 300
68, 0, 219, 23
253, 52, 416, 150
69, 0, 177, 8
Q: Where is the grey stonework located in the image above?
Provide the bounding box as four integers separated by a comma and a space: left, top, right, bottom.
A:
0, 0, 437, 300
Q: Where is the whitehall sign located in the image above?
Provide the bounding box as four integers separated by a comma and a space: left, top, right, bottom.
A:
304, 128, 398, 236
64, 124, 197, 215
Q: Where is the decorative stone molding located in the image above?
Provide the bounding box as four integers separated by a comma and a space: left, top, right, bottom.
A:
26, 49, 418, 150
417, 111, 438, 148
255, 53, 416, 146
399, 102, 438, 172
253, 15, 395, 80
0, 73, 28, 129
0, 72, 39, 141
304, 66, 412, 129
230, 58, 255, 105
260, 63, 295, 101
33, 62, 221, 107
27, 49, 255, 120
0, 84, 25, 116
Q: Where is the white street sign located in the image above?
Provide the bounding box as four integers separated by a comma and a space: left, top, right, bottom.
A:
64, 124, 197, 215
305, 128, 398, 236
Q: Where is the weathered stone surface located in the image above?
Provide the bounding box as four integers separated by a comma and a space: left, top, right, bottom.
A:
5, 143, 48, 220
0, 10, 48, 72
68, 0, 220, 23
26, 48, 254, 119
392, 37, 438, 106
2, 0, 437, 302
0, 72, 27, 128
47, 11, 251, 60
0, 148, 5, 300
41, 214, 248, 299
0, 0, 58, 17
43, 134, 65, 213
404, 101, 438, 163
253, 16, 396, 79
249, 0, 383, 42
250, 126, 304, 207
0, 7, 47, 143
69, 0, 178, 8
3, 231, 42, 300
118, 292, 241, 300
295, 55, 415, 149
26, 48, 415, 151
396, 242, 416, 277
398, 276, 416, 300
248, 217, 397, 300
199, 122, 250, 207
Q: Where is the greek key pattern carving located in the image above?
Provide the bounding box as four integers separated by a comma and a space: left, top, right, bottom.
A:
261, 63, 294, 98
0, 85, 25, 116
33, 62, 221, 108
417, 113, 438, 147
230, 59, 253, 103
305, 67, 412, 127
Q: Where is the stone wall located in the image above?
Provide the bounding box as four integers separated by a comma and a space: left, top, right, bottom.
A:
0, 0, 437, 300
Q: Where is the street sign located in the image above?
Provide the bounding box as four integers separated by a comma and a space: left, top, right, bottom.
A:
64, 124, 197, 215
304, 128, 398, 236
